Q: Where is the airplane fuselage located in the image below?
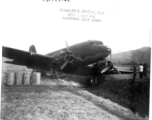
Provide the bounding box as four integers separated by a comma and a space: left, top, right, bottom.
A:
47, 40, 110, 65
46, 40, 111, 76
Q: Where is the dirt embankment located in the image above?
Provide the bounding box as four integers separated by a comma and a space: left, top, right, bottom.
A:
86, 77, 150, 118
60, 75, 150, 118
1, 75, 149, 120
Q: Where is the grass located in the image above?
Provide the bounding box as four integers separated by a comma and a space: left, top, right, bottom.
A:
1, 82, 119, 120
86, 76, 150, 118
1, 62, 150, 120
1, 76, 149, 120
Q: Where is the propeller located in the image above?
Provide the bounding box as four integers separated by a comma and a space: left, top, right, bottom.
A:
65, 40, 70, 52
101, 61, 113, 74
101, 66, 110, 74
60, 41, 84, 70
110, 49, 112, 59
60, 60, 69, 70
109, 48, 112, 60
101, 48, 112, 74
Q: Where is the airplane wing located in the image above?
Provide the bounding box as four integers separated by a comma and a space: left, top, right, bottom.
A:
115, 68, 133, 74
2, 46, 54, 70
87, 60, 133, 75
103, 66, 133, 74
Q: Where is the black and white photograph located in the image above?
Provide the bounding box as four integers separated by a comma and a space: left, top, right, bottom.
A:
0, 0, 151, 120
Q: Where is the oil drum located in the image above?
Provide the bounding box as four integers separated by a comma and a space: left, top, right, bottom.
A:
15, 72, 23, 85
23, 72, 31, 85
31, 72, 41, 85
6, 72, 15, 85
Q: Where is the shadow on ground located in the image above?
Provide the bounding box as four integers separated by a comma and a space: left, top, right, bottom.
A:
60, 74, 150, 118
85, 77, 150, 118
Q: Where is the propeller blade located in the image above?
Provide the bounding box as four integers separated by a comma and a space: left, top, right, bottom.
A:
101, 67, 110, 74
60, 61, 69, 70
73, 56, 84, 62
113, 66, 121, 74
65, 40, 70, 52
110, 49, 112, 59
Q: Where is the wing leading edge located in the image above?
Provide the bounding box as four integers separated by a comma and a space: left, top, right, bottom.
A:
2, 46, 54, 70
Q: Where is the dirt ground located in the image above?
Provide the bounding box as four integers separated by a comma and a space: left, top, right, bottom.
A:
1, 62, 150, 120
1, 76, 148, 120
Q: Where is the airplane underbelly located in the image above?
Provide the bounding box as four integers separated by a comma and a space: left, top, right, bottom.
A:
84, 52, 109, 64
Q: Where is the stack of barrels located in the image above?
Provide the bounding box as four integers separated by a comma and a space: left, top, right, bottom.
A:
3, 72, 41, 86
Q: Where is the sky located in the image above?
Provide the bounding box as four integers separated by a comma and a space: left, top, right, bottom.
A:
0, 0, 151, 54
0, 0, 152, 117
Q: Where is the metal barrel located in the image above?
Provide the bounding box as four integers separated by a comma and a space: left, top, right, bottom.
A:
6, 72, 15, 85
31, 72, 41, 85
15, 72, 23, 85
23, 72, 31, 85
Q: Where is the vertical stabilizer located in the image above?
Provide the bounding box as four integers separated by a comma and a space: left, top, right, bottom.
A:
29, 45, 37, 53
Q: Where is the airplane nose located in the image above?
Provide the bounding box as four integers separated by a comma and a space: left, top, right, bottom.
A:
99, 46, 112, 59
99, 45, 111, 57
91, 43, 111, 57
107, 48, 111, 52
102, 46, 111, 53
107, 47, 112, 59
97, 45, 111, 54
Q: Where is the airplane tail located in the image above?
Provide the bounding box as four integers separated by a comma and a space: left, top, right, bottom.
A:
29, 45, 37, 53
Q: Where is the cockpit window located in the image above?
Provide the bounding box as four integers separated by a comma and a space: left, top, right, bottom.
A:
88, 40, 103, 46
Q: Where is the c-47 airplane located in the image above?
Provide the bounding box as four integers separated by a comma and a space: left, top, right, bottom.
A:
2, 40, 120, 85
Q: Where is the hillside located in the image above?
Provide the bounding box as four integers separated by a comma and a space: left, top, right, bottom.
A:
110, 47, 151, 66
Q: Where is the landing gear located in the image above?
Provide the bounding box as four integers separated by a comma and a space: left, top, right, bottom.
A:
50, 68, 59, 79
41, 70, 46, 76
50, 68, 56, 78
50, 68, 53, 77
